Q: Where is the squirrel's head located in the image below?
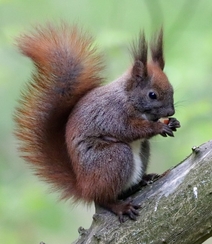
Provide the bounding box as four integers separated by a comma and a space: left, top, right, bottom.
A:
126, 29, 174, 122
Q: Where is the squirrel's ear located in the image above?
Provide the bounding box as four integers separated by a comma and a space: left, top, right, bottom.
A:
131, 32, 147, 72
126, 33, 148, 90
126, 61, 146, 91
127, 32, 147, 88
150, 28, 164, 70
131, 60, 145, 81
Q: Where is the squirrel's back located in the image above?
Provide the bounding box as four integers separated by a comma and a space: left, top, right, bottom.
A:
14, 24, 104, 200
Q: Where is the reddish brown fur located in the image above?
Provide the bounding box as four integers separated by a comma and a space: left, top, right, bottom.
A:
147, 63, 171, 92
15, 23, 104, 202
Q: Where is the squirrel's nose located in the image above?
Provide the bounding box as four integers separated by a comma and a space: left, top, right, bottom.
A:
166, 107, 175, 117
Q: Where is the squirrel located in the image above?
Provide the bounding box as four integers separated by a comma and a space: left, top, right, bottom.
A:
14, 23, 180, 222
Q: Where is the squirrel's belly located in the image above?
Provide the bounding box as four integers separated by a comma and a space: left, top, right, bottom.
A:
124, 140, 143, 189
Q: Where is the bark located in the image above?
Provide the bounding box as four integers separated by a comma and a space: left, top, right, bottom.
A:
73, 140, 212, 244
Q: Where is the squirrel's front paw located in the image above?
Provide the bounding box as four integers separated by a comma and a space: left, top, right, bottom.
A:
160, 117, 180, 137
168, 117, 181, 131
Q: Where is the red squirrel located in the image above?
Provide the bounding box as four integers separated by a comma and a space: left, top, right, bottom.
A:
14, 23, 180, 222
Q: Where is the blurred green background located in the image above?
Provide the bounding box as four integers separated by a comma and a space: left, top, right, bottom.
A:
1, 0, 212, 243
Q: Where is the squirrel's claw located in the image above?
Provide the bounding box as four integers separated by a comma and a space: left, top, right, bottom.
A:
103, 199, 141, 223
160, 126, 174, 137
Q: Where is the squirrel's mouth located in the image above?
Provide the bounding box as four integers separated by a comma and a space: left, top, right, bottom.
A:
142, 113, 169, 123
152, 118, 159, 122
142, 113, 160, 122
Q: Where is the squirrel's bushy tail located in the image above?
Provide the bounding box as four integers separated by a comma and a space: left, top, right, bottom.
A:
14, 23, 104, 200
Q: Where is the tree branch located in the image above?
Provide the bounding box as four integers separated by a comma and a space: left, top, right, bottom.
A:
73, 140, 212, 244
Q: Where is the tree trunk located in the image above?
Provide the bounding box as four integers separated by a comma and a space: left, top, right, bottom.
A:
73, 140, 212, 244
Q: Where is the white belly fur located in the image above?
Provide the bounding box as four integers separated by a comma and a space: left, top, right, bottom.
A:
125, 139, 143, 189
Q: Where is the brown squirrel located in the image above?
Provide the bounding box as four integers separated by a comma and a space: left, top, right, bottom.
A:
14, 23, 180, 222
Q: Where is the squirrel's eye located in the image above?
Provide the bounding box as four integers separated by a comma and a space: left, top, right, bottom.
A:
149, 92, 157, 99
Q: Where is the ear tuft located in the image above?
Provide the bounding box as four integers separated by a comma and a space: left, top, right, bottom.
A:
150, 28, 164, 70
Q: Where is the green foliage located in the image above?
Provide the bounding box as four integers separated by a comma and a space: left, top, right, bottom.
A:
1, 0, 212, 243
